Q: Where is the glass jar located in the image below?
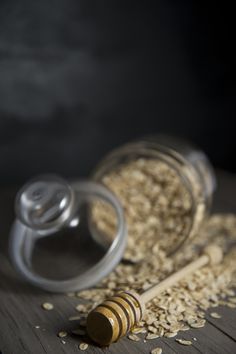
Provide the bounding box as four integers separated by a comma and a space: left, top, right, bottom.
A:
91, 135, 216, 259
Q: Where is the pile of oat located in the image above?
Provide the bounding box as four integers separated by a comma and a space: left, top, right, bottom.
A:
54, 157, 236, 351
70, 214, 236, 343
92, 158, 193, 258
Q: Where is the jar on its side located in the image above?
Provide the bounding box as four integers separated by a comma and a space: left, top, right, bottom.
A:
91, 135, 216, 260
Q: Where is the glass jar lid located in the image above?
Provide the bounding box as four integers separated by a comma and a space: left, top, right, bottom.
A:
9, 175, 126, 293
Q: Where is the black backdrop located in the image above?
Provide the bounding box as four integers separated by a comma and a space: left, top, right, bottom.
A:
0, 1, 235, 184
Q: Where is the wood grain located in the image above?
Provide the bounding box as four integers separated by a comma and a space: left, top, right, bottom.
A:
0, 170, 236, 354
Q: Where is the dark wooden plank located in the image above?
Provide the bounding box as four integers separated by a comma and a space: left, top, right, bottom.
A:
205, 305, 236, 342
0, 171, 236, 354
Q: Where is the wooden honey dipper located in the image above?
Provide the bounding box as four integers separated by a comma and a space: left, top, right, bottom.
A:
86, 244, 223, 346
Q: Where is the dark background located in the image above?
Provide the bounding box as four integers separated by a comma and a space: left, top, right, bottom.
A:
0, 1, 235, 185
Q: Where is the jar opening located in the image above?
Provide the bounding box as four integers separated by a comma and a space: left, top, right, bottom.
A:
92, 138, 215, 256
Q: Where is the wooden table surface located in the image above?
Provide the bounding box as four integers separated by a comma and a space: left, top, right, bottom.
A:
0, 170, 236, 354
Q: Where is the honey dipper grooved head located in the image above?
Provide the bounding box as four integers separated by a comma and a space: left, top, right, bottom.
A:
86, 291, 143, 346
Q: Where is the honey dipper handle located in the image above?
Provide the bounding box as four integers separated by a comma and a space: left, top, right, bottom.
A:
141, 244, 223, 304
